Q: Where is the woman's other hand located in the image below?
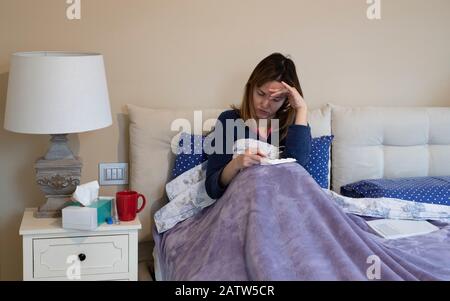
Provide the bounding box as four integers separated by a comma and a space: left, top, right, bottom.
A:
269, 81, 307, 111
270, 81, 308, 125
233, 148, 267, 170
220, 148, 267, 188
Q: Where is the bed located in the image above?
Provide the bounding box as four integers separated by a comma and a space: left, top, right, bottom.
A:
127, 103, 450, 280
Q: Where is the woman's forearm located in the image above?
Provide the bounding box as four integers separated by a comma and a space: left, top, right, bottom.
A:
295, 107, 308, 126
219, 158, 240, 187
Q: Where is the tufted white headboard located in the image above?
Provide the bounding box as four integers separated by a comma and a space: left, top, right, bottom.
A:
330, 104, 450, 193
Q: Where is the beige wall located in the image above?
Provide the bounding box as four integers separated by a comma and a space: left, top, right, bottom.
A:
1, 0, 449, 280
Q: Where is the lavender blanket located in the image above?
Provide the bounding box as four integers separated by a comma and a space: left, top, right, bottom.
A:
153, 163, 450, 280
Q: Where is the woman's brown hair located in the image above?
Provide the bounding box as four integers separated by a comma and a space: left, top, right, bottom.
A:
232, 53, 303, 142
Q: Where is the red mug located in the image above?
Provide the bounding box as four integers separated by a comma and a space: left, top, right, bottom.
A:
116, 190, 146, 221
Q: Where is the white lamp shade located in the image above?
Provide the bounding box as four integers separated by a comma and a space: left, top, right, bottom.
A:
4, 52, 112, 134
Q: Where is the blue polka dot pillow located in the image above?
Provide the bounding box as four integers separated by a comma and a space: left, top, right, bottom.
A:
171, 133, 208, 179
340, 176, 450, 206
304, 135, 334, 189
172, 133, 334, 187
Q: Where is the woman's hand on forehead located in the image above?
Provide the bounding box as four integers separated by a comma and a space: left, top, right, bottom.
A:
268, 88, 289, 99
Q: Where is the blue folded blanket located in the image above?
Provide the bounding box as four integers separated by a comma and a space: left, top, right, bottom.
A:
341, 176, 450, 206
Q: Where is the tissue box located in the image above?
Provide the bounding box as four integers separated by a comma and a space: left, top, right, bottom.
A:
62, 197, 113, 231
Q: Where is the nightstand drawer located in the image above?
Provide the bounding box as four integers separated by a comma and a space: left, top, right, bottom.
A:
33, 235, 129, 279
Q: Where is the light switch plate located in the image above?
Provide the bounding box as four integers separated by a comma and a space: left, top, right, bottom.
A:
99, 163, 128, 185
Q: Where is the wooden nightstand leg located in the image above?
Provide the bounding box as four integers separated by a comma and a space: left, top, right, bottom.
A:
129, 230, 138, 281
22, 237, 33, 280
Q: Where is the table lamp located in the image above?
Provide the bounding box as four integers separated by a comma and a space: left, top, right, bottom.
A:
4, 52, 112, 218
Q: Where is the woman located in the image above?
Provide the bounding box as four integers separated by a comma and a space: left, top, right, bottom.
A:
205, 53, 312, 199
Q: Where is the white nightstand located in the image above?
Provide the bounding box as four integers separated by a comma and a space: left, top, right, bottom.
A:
19, 208, 141, 281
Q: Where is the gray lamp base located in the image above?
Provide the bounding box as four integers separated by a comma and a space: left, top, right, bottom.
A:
34, 134, 82, 218
34, 196, 73, 218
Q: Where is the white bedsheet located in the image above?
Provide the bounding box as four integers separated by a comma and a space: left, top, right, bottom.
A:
323, 188, 450, 222
154, 162, 214, 233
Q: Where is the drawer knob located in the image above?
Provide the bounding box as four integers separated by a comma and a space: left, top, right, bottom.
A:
78, 253, 86, 262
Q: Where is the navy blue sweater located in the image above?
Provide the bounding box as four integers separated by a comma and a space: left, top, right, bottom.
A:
205, 110, 312, 199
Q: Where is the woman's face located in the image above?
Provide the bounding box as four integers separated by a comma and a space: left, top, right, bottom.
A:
252, 81, 287, 120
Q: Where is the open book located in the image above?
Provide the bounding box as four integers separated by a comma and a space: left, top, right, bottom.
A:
366, 219, 439, 240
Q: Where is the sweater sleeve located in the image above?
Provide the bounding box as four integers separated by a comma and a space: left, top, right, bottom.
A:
281, 123, 312, 167
205, 111, 235, 199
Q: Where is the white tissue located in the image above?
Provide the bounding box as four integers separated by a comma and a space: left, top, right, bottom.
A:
233, 139, 296, 165
260, 158, 296, 165
233, 139, 280, 160
72, 180, 100, 207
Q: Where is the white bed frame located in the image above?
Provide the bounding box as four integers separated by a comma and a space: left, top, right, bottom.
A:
127, 103, 450, 280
